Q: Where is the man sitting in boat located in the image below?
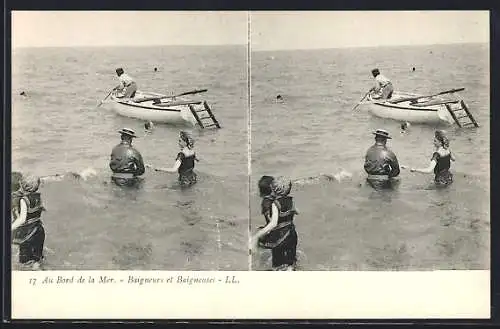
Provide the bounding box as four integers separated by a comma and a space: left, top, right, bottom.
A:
114, 68, 137, 99
364, 129, 400, 189
109, 128, 145, 187
369, 68, 394, 100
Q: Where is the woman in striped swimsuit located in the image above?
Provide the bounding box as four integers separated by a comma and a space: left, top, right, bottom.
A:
252, 176, 299, 270
11, 174, 46, 269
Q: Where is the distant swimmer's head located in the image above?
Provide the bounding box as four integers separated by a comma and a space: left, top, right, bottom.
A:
154, 67, 158, 72
434, 130, 450, 149
271, 176, 292, 197
412, 67, 416, 72
20, 91, 27, 96
179, 131, 194, 149
115, 68, 124, 76
12, 171, 23, 192
144, 121, 154, 131
276, 95, 283, 100
400, 122, 410, 133
372, 128, 392, 143
371, 68, 380, 77
118, 127, 137, 142
20, 174, 41, 194
258, 175, 275, 197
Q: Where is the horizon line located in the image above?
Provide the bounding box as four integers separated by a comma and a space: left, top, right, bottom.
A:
11, 41, 488, 51
251, 41, 489, 52
12, 43, 248, 49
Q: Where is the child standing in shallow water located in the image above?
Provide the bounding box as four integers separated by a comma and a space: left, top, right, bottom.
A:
252, 176, 299, 270
150, 131, 198, 187
408, 130, 455, 187
11, 174, 46, 270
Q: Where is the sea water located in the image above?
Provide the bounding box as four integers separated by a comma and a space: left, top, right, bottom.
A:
11, 45, 249, 270
250, 43, 489, 270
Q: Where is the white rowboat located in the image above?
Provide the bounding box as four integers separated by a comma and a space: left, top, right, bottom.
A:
106, 90, 203, 126
361, 91, 456, 125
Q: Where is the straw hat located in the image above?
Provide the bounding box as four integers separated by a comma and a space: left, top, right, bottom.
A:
118, 128, 137, 138
372, 129, 392, 139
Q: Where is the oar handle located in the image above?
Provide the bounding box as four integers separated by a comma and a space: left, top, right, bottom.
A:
436, 87, 465, 96
175, 89, 208, 97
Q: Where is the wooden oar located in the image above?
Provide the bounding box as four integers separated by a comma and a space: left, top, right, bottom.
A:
176, 88, 208, 97
134, 89, 208, 104
155, 100, 202, 107
352, 89, 372, 111
97, 89, 114, 107
389, 88, 465, 104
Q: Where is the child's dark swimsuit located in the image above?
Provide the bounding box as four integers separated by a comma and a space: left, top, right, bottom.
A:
432, 152, 453, 186
177, 152, 197, 187
12, 192, 45, 264
259, 195, 298, 268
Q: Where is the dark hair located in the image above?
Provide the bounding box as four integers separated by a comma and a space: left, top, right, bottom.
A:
116, 68, 124, 75
435, 130, 450, 148
258, 175, 274, 197
179, 131, 194, 149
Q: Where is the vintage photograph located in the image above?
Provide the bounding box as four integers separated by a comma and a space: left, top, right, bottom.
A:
8, 9, 492, 320
249, 11, 490, 271
11, 11, 249, 271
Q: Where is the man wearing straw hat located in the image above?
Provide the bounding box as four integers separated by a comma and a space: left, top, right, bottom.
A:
364, 129, 400, 189
109, 128, 145, 187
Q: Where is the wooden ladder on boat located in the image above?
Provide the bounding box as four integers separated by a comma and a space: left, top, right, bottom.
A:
188, 101, 221, 129
444, 100, 479, 128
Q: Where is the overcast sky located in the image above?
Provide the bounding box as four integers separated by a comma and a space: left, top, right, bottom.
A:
12, 11, 488, 50
251, 11, 489, 51
11, 11, 248, 48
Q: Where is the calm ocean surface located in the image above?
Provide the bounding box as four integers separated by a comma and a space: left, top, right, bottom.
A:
12, 45, 249, 270
250, 43, 489, 270
12, 43, 489, 271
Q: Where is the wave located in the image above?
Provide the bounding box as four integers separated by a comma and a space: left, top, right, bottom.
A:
292, 169, 354, 186
40, 167, 99, 183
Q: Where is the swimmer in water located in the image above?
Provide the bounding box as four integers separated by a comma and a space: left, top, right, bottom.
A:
276, 94, 283, 102
109, 128, 145, 187
407, 130, 455, 187
400, 122, 410, 133
364, 129, 401, 189
144, 121, 154, 134
149, 131, 198, 188
251, 176, 299, 271
11, 174, 46, 270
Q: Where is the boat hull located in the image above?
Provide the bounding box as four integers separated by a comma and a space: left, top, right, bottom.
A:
362, 92, 455, 125
106, 91, 199, 125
